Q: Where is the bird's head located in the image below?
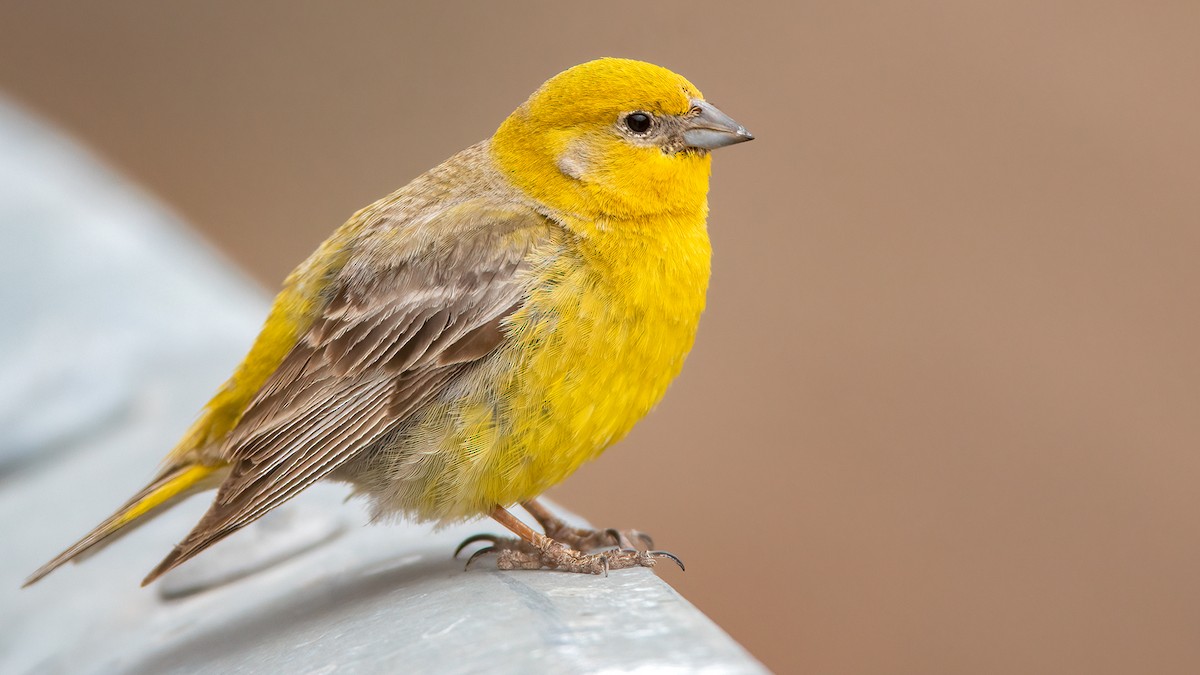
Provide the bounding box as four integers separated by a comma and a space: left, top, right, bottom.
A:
491, 58, 752, 226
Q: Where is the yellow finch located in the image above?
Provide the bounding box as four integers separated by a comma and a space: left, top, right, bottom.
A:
25, 57, 752, 586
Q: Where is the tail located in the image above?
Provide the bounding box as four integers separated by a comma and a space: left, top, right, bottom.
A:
23, 463, 227, 587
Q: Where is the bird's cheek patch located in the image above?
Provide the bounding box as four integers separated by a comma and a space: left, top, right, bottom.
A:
557, 151, 586, 181
556, 140, 592, 181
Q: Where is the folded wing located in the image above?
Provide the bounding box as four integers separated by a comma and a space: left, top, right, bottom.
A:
143, 203, 555, 584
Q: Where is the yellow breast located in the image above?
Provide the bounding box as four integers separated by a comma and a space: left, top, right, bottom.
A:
396, 210, 712, 521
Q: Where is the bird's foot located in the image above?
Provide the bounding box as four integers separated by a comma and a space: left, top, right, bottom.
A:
541, 520, 656, 552
455, 532, 682, 575
521, 498, 655, 551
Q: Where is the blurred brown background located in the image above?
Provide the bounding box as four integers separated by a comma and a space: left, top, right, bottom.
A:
3, 2, 1198, 672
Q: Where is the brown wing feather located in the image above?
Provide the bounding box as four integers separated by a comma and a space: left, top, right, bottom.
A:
142, 204, 553, 584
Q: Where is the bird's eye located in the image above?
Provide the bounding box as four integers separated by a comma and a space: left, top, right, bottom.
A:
624, 112, 653, 134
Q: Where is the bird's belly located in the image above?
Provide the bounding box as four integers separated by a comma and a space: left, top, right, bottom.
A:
499, 291, 700, 493
358, 254, 708, 522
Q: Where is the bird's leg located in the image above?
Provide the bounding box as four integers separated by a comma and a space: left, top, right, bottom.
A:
521, 498, 655, 551
454, 506, 683, 575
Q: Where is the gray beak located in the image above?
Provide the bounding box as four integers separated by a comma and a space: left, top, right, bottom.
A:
682, 99, 754, 150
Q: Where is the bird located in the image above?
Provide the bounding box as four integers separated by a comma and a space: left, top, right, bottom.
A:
24, 57, 753, 587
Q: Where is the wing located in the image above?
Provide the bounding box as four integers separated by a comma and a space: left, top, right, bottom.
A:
143, 203, 555, 583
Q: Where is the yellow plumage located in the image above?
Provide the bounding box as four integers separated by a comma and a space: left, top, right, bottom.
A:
26, 58, 751, 586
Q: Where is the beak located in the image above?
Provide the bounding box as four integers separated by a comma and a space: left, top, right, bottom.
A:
682, 99, 754, 150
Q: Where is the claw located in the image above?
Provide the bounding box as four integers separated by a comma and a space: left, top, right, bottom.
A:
633, 531, 655, 549
454, 533, 499, 559
603, 528, 623, 546
649, 550, 685, 572
464, 546, 497, 570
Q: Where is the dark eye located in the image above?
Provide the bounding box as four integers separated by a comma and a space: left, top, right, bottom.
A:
624, 112, 653, 134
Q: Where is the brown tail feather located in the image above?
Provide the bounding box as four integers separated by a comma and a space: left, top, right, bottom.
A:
140, 525, 241, 586
23, 463, 227, 587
